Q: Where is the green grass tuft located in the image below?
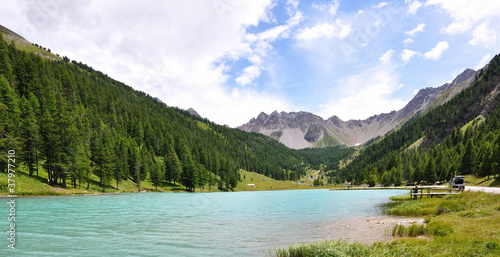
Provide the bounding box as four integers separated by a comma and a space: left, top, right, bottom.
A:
460, 210, 491, 218
400, 223, 426, 237
427, 220, 454, 236
437, 201, 466, 214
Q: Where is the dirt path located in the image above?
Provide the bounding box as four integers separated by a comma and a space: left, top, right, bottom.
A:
465, 186, 500, 194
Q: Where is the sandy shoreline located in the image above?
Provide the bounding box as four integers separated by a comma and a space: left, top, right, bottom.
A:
319, 216, 425, 244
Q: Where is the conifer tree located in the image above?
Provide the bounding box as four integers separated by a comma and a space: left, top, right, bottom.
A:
459, 140, 475, 175
480, 144, 493, 180
424, 159, 437, 184
180, 144, 198, 192
150, 159, 164, 190
19, 96, 40, 176
169, 150, 182, 185
113, 139, 128, 189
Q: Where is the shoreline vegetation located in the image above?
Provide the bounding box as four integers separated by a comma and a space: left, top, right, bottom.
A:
275, 191, 500, 257
1, 166, 499, 196
0, 167, 335, 196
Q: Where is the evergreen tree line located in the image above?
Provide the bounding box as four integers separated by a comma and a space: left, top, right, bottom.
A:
298, 146, 355, 171
330, 54, 500, 186
0, 34, 307, 192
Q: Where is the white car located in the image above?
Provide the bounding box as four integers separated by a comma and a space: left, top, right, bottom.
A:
450, 175, 465, 190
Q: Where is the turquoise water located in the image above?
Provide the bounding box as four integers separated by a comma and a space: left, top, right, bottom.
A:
1, 189, 405, 256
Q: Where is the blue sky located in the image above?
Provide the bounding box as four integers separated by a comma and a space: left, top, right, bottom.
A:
1, 0, 500, 127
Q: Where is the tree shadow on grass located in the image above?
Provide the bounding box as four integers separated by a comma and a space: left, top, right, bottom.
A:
489, 179, 500, 187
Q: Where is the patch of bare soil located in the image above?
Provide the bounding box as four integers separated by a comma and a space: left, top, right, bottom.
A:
322, 216, 425, 244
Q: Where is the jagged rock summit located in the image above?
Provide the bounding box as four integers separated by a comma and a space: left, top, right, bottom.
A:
187, 108, 201, 118
239, 69, 478, 149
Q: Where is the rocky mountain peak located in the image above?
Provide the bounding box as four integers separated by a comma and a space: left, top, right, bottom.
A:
239, 68, 479, 149
187, 108, 201, 118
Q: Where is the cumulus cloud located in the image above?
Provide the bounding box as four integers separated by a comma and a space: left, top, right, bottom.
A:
295, 19, 351, 40
379, 49, 394, 64
404, 38, 414, 46
1, 0, 304, 127
426, 0, 500, 34
373, 2, 387, 9
296, 22, 337, 40
405, 23, 425, 37
403, 23, 425, 46
406, 0, 422, 15
400, 49, 419, 64
424, 41, 449, 61
312, 0, 340, 16
469, 22, 497, 47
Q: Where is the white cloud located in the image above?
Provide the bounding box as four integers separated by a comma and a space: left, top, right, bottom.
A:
475, 54, 491, 70
400, 49, 419, 64
312, 0, 340, 16
404, 38, 414, 46
295, 19, 351, 40
403, 23, 425, 45
236, 65, 263, 86
424, 41, 449, 61
373, 2, 387, 9
405, 23, 425, 37
336, 20, 352, 39
318, 54, 406, 121
406, 0, 422, 15
296, 22, 336, 40
379, 49, 394, 64
233, 3, 303, 87
1, 0, 300, 127
469, 22, 497, 47
426, 0, 500, 34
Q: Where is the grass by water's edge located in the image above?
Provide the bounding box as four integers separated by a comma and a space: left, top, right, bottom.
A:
276, 191, 500, 257
0, 166, 330, 197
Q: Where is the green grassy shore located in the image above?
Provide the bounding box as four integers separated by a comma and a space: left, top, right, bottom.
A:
0, 165, 329, 196
276, 190, 500, 257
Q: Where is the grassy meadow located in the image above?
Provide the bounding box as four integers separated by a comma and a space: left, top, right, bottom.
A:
0, 163, 331, 196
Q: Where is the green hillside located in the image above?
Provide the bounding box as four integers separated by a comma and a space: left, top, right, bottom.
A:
332, 54, 500, 186
0, 25, 60, 60
0, 32, 308, 193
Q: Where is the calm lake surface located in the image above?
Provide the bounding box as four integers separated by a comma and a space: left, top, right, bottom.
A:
1, 189, 406, 256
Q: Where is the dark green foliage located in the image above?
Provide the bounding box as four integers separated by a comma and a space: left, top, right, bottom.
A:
19, 95, 40, 176
0, 75, 20, 173
0, 35, 307, 191
298, 146, 354, 171
336, 54, 500, 184
424, 159, 437, 184
313, 178, 323, 186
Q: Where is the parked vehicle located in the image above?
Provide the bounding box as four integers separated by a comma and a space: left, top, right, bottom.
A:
450, 175, 465, 190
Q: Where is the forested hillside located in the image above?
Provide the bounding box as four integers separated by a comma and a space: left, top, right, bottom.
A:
0, 33, 307, 192
331, 54, 500, 186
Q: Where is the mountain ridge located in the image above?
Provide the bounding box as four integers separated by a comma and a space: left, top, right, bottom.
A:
239, 68, 478, 149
